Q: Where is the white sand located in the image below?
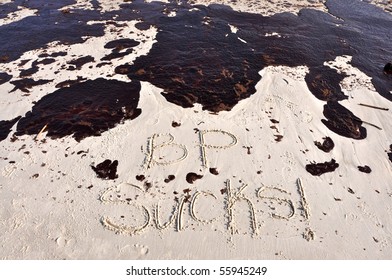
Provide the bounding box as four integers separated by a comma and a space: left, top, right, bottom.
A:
1, 0, 392, 260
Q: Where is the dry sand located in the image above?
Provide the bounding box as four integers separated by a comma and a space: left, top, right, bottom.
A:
1, 0, 392, 259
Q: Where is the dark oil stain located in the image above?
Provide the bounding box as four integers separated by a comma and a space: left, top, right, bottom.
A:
135, 21, 152, 31
306, 159, 339, 176
144, 181, 152, 191
322, 101, 366, 139
186, 172, 203, 184
384, 63, 392, 74
0, 116, 21, 141
0, 72, 12, 85
39, 58, 56, 65
91, 159, 118, 180
18, 59, 31, 67
122, 0, 391, 115
305, 65, 348, 101
0, 2, 105, 64
387, 145, 392, 163
171, 121, 181, 127
20, 67, 39, 78
39, 51, 68, 58
164, 174, 175, 183
55, 76, 87, 88
274, 135, 284, 142
10, 78, 53, 93
136, 175, 146, 181
67, 55, 95, 70
0, 0, 390, 142
184, 194, 191, 203
102, 39, 140, 61
15, 78, 141, 141
314, 137, 335, 152
19, 58, 57, 78
243, 146, 252, 154
76, 149, 89, 155
209, 167, 219, 175
358, 165, 372, 173
96, 62, 111, 68
117, 0, 390, 137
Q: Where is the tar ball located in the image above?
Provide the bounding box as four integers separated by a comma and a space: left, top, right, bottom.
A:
384, 62, 392, 74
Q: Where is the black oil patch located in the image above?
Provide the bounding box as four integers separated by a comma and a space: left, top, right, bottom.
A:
113, 0, 392, 115
0, 116, 21, 142
0, 72, 12, 85
0, 3, 105, 64
67, 55, 95, 70
15, 78, 141, 142
19, 58, 57, 78
322, 101, 367, 139
384, 63, 392, 74
102, 39, 140, 61
55, 76, 87, 88
91, 159, 118, 180
39, 51, 68, 58
358, 165, 372, 173
306, 159, 339, 176
0, 0, 391, 141
314, 137, 335, 152
104, 39, 139, 49
304, 65, 348, 101
10, 78, 53, 93
186, 172, 203, 184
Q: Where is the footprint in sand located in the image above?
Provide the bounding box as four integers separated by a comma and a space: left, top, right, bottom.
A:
118, 244, 149, 258
2, 163, 18, 178
134, 244, 149, 256
265, 95, 313, 123
281, 151, 297, 178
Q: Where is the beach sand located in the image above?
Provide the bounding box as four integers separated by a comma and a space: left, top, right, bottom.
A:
0, 0, 392, 259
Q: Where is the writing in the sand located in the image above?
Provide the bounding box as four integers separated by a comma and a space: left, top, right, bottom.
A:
99, 178, 310, 237
143, 129, 237, 169
99, 129, 312, 238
